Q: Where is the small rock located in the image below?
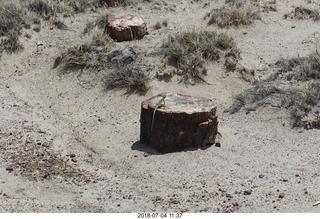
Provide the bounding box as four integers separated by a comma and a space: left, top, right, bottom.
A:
70, 154, 76, 158
259, 174, 265, 178
5, 167, 13, 172
278, 193, 285, 199
108, 47, 136, 65
71, 158, 77, 163
244, 190, 252, 195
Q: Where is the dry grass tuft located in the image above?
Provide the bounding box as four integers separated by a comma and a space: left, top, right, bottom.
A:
0, 3, 26, 36
0, 3, 26, 54
54, 33, 113, 71
284, 6, 320, 21
105, 64, 151, 94
52, 19, 68, 30
208, 3, 261, 27
67, 0, 106, 13
274, 51, 320, 81
228, 51, 320, 128
84, 12, 111, 34
26, 0, 62, 18
0, 30, 24, 53
162, 29, 239, 84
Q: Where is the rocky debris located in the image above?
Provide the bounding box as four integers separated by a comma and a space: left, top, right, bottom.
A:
106, 15, 148, 42
244, 189, 252, 195
108, 47, 136, 65
0, 128, 95, 184
259, 174, 265, 178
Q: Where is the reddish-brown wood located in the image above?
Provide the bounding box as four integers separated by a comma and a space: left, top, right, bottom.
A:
106, 15, 148, 42
140, 93, 218, 153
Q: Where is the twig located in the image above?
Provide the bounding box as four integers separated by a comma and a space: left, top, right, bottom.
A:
312, 201, 320, 206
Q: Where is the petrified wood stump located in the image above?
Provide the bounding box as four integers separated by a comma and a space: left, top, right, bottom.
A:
104, 0, 124, 7
140, 93, 218, 153
106, 15, 148, 42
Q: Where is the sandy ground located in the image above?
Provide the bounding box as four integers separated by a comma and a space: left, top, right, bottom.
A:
1, 0, 320, 213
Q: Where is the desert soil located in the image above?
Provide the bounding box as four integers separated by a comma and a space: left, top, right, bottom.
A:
0, 0, 320, 213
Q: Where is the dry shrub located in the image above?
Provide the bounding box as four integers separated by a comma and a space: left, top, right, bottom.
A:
67, 0, 106, 13
0, 3, 26, 36
162, 30, 239, 84
84, 12, 111, 34
226, 83, 281, 114
105, 64, 151, 94
228, 51, 320, 128
0, 3, 26, 53
208, 4, 260, 27
274, 51, 320, 81
0, 30, 24, 53
54, 33, 113, 71
284, 6, 320, 21
282, 82, 320, 127
52, 19, 68, 29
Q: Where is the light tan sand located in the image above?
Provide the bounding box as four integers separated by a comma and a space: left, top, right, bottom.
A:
0, 0, 320, 213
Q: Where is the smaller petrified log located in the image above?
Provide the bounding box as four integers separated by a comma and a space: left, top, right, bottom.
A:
140, 93, 218, 153
106, 15, 148, 42
104, 0, 124, 7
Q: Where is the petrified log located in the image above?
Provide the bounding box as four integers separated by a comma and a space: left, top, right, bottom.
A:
106, 15, 148, 42
104, 0, 124, 7
140, 93, 218, 153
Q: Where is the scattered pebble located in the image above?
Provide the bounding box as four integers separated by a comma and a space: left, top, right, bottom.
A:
259, 174, 265, 179
244, 190, 252, 195
71, 158, 77, 163
278, 193, 285, 199
70, 154, 76, 158
5, 167, 13, 172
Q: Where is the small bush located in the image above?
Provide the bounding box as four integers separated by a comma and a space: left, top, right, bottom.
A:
67, 0, 106, 13
0, 30, 24, 53
228, 51, 320, 128
284, 6, 320, 21
208, 4, 260, 27
226, 83, 281, 114
52, 20, 68, 30
0, 3, 26, 36
162, 30, 238, 84
153, 21, 162, 30
54, 33, 113, 71
282, 82, 320, 127
105, 65, 151, 94
274, 51, 320, 81
26, 0, 58, 17
84, 13, 110, 34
